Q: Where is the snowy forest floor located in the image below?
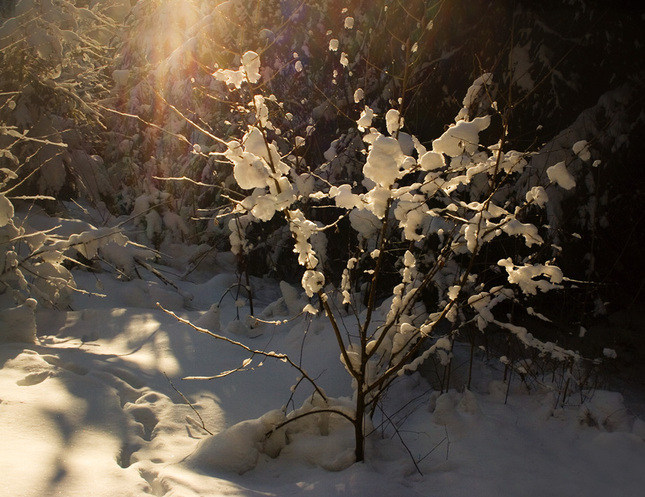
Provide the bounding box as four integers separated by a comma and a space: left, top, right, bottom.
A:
1, 205, 645, 497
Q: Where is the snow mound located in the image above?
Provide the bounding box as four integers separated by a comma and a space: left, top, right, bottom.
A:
185, 393, 359, 475
186, 409, 286, 475
0, 298, 37, 343
194, 303, 221, 330
579, 391, 632, 432
430, 390, 481, 428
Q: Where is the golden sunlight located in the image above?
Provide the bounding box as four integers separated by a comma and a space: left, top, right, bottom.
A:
140, 0, 202, 65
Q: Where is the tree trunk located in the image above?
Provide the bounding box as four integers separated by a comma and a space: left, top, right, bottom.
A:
354, 382, 365, 462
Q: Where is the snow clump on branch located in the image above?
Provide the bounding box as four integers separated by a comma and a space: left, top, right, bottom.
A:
213, 50, 261, 88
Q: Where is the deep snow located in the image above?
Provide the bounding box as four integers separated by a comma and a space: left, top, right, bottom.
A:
1, 208, 645, 497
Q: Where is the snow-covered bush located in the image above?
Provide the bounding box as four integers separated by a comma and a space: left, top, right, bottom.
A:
0, 1, 139, 319
99, 0, 252, 246
0, 129, 156, 323
167, 20, 615, 462
0, 116, 77, 310
99, 0, 643, 288
0, 182, 154, 317
0, 0, 125, 204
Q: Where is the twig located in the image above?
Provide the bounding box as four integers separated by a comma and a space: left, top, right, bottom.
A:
269, 408, 356, 436
416, 433, 448, 465
157, 303, 328, 401
135, 258, 180, 290
163, 372, 213, 435
379, 406, 423, 476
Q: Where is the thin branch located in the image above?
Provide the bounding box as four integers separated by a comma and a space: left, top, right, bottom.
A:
269, 407, 356, 436
97, 104, 193, 147
164, 372, 213, 435
378, 405, 423, 476
151, 89, 230, 147
152, 175, 244, 200
157, 303, 328, 401
319, 291, 360, 381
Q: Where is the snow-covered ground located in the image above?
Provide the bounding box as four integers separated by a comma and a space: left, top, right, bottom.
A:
1, 208, 645, 497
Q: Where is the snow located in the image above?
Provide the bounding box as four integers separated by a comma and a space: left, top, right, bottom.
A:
385, 108, 402, 136
456, 73, 493, 121
547, 161, 576, 190
419, 150, 446, 171
362, 134, 413, 190
526, 185, 549, 207
573, 139, 591, 161
498, 257, 564, 295
349, 208, 381, 241
186, 409, 287, 475
1, 206, 644, 497
213, 51, 261, 88
510, 43, 535, 92
225, 138, 272, 191
356, 105, 374, 130
432, 116, 491, 157
301, 269, 325, 297
0, 298, 37, 343
329, 184, 362, 210
0, 193, 13, 226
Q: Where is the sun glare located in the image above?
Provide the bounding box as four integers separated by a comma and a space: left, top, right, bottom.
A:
143, 0, 201, 65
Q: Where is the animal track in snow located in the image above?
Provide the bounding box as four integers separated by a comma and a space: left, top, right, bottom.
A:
16, 371, 51, 386
103, 365, 147, 389
116, 441, 141, 468
138, 468, 167, 497
127, 404, 160, 442
93, 366, 146, 407
15, 353, 89, 386
41, 354, 88, 375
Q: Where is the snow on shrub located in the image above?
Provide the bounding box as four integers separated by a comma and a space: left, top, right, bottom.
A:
122, 0, 632, 471
0, 171, 156, 316
186, 409, 287, 475
159, 29, 609, 466
0, 0, 119, 203
213, 51, 262, 88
